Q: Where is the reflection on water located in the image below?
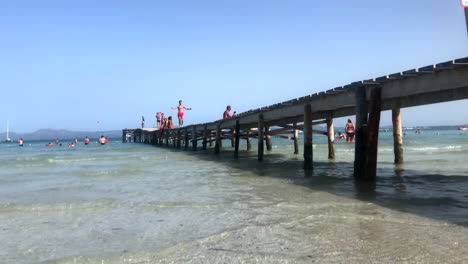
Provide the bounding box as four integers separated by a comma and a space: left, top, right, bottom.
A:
0, 131, 467, 263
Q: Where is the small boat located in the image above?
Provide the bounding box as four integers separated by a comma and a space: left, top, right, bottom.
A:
458, 124, 468, 130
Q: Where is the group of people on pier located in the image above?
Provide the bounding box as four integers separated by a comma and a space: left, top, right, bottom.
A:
143, 100, 239, 130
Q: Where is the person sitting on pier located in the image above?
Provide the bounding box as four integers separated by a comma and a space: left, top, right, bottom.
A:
155, 112, 162, 128
223, 105, 232, 119
345, 119, 355, 143
171, 100, 192, 128
167, 116, 174, 129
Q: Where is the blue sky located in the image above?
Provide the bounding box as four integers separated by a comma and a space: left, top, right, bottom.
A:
1, 0, 467, 132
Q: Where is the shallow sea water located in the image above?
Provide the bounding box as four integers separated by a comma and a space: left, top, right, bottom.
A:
1, 130, 468, 263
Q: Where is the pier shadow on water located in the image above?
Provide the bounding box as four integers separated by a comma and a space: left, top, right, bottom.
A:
167, 146, 468, 227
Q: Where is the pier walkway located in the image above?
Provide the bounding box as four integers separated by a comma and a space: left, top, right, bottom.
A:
123, 57, 468, 180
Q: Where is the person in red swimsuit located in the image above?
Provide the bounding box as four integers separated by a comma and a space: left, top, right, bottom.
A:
171, 100, 192, 128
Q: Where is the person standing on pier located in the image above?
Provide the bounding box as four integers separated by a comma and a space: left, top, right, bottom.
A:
155, 112, 162, 128
141, 116, 145, 128
223, 105, 232, 119
345, 119, 355, 143
171, 100, 192, 128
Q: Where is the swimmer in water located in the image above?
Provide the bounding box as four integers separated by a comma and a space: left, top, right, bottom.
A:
98, 135, 106, 145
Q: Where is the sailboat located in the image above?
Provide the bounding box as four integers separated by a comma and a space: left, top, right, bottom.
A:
5, 120, 12, 142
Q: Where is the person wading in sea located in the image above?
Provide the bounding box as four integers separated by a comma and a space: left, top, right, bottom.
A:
171, 100, 192, 128
345, 119, 355, 143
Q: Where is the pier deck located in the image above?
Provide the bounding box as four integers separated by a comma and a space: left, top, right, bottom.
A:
123, 57, 468, 180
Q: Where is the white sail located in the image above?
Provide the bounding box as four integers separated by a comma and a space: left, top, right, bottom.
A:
6, 120, 11, 142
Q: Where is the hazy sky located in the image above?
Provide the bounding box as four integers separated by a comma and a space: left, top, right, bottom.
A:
1, 0, 467, 132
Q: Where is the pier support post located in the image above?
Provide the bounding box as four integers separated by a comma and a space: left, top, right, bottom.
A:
365, 87, 382, 180
392, 108, 404, 164
303, 104, 313, 169
231, 129, 235, 147
234, 120, 240, 158
192, 126, 197, 151
177, 130, 181, 148
293, 123, 299, 154
202, 126, 208, 150
165, 130, 169, 147
354, 86, 368, 178
258, 114, 265, 161
185, 129, 189, 150
122, 130, 126, 143
265, 125, 272, 151
215, 124, 222, 154
209, 133, 214, 148
173, 131, 176, 148
246, 129, 252, 151
327, 116, 335, 159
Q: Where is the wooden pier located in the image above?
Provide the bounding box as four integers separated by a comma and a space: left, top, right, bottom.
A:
123, 57, 468, 181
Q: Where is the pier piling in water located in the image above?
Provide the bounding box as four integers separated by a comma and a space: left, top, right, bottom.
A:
215, 124, 222, 154
303, 104, 313, 169
392, 108, 403, 164
354, 86, 368, 178
327, 116, 335, 160
258, 114, 265, 161
234, 120, 240, 158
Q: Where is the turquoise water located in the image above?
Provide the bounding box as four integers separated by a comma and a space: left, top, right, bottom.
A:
1, 130, 468, 263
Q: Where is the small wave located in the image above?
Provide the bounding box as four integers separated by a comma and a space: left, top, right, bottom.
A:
47, 157, 98, 163
406, 145, 462, 151
0, 198, 117, 215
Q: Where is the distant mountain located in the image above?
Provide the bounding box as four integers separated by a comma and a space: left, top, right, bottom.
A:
0, 129, 122, 141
